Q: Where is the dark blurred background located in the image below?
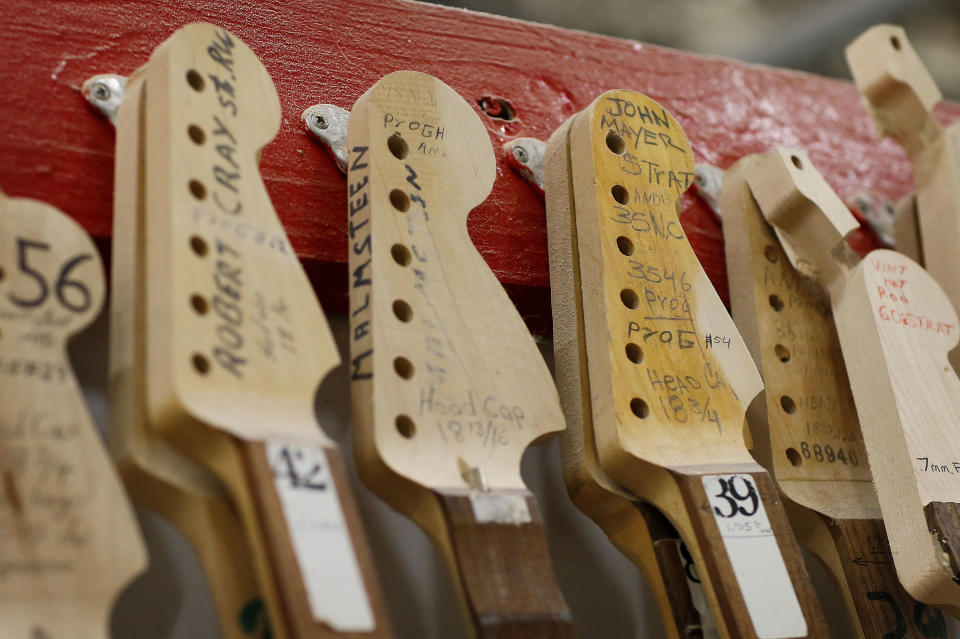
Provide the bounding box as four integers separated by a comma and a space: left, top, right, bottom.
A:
427, 0, 960, 98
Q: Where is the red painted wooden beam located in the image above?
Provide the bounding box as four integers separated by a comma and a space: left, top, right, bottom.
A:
2, 0, 957, 332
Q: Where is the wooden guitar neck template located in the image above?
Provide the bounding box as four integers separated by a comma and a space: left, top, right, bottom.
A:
117, 22, 390, 639
347, 70, 574, 638
544, 89, 827, 639
746, 146, 960, 617
0, 189, 146, 638
723, 153, 948, 638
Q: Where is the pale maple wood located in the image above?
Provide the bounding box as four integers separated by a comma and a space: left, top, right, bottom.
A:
545, 89, 828, 638
128, 23, 390, 638
0, 189, 146, 637
108, 70, 267, 638
846, 25, 960, 305
723, 153, 943, 638
346, 70, 573, 637
746, 146, 960, 616
546, 115, 713, 639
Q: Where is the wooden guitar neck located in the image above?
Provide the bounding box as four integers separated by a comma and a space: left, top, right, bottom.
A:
847, 25, 960, 311
0, 189, 146, 637
545, 90, 827, 638
125, 23, 390, 638
347, 70, 573, 638
747, 147, 960, 617
546, 113, 717, 639
107, 66, 267, 639
723, 153, 947, 638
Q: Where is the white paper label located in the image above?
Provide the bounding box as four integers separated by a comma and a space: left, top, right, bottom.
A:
675, 540, 721, 639
470, 492, 531, 525
267, 442, 375, 631
702, 474, 806, 638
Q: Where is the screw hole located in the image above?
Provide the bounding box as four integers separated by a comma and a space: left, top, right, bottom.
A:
393, 299, 413, 323
189, 179, 207, 200
616, 236, 635, 256
389, 189, 410, 212
190, 235, 208, 257
611, 184, 630, 205
890, 35, 901, 50
630, 398, 649, 419
188, 125, 206, 145
786, 448, 802, 466
620, 288, 639, 310
606, 130, 626, 155
391, 243, 412, 266
780, 395, 797, 414
625, 342, 643, 364
764, 245, 779, 263
790, 155, 803, 170
393, 356, 415, 379
387, 133, 409, 160
395, 415, 416, 438
775, 344, 791, 363
186, 70, 205, 92
192, 353, 211, 375
478, 96, 515, 121
769, 294, 785, 312
190, 294, 209, 315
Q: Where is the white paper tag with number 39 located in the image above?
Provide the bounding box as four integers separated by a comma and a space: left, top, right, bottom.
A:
702, 474, 806, 639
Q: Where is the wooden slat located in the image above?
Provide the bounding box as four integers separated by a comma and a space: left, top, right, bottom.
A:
2, 0, 958, 330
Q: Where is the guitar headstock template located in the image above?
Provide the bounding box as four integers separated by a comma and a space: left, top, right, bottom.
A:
125, 23, 390, 638
0, 189, 146, 637
347, 70, 574, 637
723, 152, 947, 637
847, 25, 960, 307
747, 147, 960, 616
544, 89, 828, 638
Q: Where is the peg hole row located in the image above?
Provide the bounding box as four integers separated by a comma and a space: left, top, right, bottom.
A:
384, 132, 420, 439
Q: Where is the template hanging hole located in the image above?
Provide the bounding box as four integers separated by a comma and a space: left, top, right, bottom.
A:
769, 294, 785, 312
620, 288, 639, 309
775, 344, 791, 363
190, 294, 209, 315
617, 236, 635, 256
890, 35, 901, 50
791, 155, 803, 170
478, 96, 515, 121
625, 342, 643, 364
780, 395, 797, 414
192, 353, 211, 375
387, 133, 409, 160
391, 243, 412, 266
786, 448, 802, 466
606, 130, 626, 155
396, 415, 416, 438
190, 235, 208, 257
630, 398, 649, 419
186, 69, 205, 92
390, 189, 410, 212
188, 125, 206, 145
611, 184, 630, 205
393, 299, 413, 323
393, 356, 415, 379
764, 245, 778, 263
189, 179, 207, 200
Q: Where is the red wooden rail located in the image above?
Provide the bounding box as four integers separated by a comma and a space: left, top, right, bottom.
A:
2, 0, 957, 332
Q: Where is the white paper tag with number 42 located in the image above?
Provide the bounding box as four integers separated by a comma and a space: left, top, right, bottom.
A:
268, 442, 374, 631
702, 474, 806, 639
